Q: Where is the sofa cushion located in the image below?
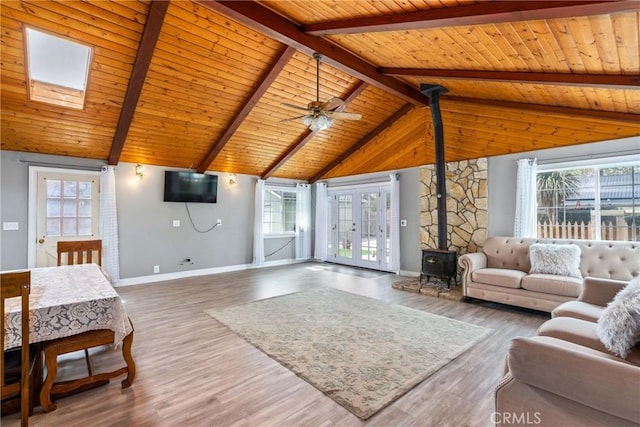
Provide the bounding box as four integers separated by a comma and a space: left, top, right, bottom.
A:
597, 277, 640, 358
471, 268, 526, 288
522, 274, 582, 297
529, 243, 582, 278
552, 300, 604, 322
538, 317, 640, 366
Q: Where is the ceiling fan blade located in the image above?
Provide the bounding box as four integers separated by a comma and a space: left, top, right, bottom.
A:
329, 111, 362, 120
282, 102, 311, 112
280, 115, 308, 122
322, 97, 345, 111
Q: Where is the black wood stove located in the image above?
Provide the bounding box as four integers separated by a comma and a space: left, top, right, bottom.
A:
419, 84, 457, 288
420, 248, 457, 288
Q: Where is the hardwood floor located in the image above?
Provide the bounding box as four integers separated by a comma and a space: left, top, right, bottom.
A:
2, 262, 549, 426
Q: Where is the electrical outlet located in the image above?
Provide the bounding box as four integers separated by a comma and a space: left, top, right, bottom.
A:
172, 220, 180, 227
153, 265, 160, 273
216, 219, 222, 226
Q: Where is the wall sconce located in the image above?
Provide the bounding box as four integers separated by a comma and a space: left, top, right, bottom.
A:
228, 173, 237, 186
135, 164, 144, 180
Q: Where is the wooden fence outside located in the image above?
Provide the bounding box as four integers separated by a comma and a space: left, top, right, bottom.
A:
537, 220, 638, 241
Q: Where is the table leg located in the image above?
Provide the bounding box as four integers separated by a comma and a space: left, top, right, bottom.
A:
121, 329, 135, 388
39, 344, 59, 412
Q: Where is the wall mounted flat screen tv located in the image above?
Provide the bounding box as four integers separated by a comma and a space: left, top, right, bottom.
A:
164, 171, 218, 203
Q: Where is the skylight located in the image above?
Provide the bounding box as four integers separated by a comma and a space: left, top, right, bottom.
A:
25, 27, 92, 109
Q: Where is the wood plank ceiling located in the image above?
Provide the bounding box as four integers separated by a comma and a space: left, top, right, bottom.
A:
1, 0, 639, 182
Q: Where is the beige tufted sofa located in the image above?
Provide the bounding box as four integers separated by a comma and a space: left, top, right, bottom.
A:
458, 237, 640, 312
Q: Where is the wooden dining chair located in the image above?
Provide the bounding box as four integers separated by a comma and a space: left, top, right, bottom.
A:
1, 271, 32, 426
55, 240, 103, 383
57, 239, 102, 266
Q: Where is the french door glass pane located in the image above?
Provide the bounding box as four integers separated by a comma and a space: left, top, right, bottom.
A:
360, 192, 377, 262
385, 192, 391, 264
338, 195, 353, 258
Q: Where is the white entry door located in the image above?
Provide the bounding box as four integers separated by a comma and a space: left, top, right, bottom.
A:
34, 169, 100, 267
329, 187, 391, 271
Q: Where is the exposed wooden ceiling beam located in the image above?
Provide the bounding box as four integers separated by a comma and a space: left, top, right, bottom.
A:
107, 0, 169, 165
444, 96, 640, 125
303, 1, 640, 36
197, 46, 296, 173
197, 0, 636, 126
197, 0, 430, 106
261, 81, 368, 179
309, 103, 415, 183
380, 68, 640, 89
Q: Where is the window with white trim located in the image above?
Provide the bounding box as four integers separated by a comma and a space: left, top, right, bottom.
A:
263, 188, 296, 235
536, 156, 639, 241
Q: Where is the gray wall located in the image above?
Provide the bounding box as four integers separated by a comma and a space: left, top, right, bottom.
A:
7, 136, 632, 278
398, 168, 421, 274
114, 162, 257, 278
0, 151, 286, 276
1, 150, 421, 276
488, 136, 640, 237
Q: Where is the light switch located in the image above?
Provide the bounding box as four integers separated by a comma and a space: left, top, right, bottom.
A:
172, 220, 180, 227
400, 219, 407, 227
3, 222, 19, 231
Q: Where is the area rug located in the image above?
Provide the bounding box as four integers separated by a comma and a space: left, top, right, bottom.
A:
206, 287, 491, 419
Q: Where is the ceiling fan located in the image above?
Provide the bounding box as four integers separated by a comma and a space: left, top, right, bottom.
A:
282, 53, 362, 132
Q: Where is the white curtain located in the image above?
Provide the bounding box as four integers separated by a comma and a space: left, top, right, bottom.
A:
314, 182, 328, 261
295, 183, 311, 260
100, 165, 120, 283
514, 158, 538, 238
253, 179, 265, 266
389, 173, 400, 274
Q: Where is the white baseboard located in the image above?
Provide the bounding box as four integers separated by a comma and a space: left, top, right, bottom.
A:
114, 258, 308, 287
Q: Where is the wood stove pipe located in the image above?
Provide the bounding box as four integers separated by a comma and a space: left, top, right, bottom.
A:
420, 84, 449, 251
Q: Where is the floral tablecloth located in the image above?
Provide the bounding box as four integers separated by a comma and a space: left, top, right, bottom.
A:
4, 263, 132, 350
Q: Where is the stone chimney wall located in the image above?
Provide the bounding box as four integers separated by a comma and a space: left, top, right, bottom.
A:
420, 158, 488, 256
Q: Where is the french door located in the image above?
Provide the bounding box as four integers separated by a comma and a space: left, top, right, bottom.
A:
328, 187, 391, 271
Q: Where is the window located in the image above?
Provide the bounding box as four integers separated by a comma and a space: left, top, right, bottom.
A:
45, 178, 94, 236
263, 189, 296, 235
536, 158, 639, 241
25, 27, 92, 109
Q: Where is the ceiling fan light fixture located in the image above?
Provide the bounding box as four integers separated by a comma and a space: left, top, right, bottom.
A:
304, 114, 333, 132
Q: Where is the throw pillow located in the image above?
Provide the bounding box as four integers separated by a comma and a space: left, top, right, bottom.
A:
529, 243, 582, 278
597, 277, 640, 358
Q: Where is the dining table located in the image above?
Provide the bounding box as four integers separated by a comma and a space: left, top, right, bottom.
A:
3, 263, 135, 412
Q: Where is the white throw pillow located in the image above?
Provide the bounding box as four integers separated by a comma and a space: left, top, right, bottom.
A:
529, 243, 582, 278
597, 277, 640, 358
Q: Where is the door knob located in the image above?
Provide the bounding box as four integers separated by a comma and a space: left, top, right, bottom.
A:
38, 238, 45, 244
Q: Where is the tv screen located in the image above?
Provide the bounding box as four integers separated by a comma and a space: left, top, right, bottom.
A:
164, 171, 218, 203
